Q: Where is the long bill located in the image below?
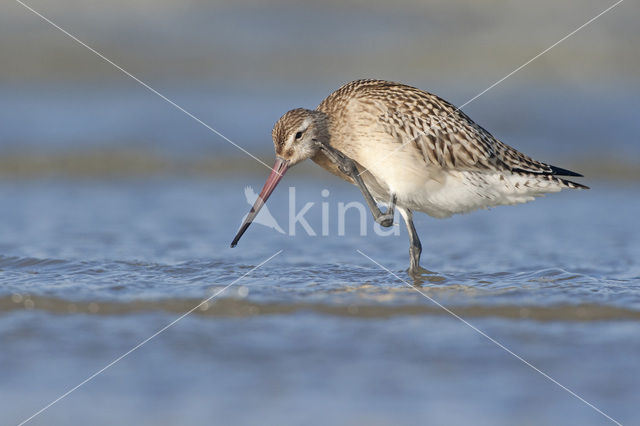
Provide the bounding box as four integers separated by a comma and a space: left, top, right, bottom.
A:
230, 158, 289, 247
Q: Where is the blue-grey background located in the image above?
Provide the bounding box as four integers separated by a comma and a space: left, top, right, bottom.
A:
1, 1, 639, 425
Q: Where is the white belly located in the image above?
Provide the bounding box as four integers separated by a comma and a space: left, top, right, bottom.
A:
358, 148, 563, 219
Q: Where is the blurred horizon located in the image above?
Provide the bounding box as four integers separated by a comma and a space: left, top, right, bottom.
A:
1, 0, 638, 178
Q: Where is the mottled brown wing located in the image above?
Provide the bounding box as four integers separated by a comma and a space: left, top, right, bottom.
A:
378, 102, 558, 175
353, 79, 578, 176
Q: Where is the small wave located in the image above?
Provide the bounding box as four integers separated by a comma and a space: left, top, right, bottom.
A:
1, 295, 639, 322
0, 255, 69, 269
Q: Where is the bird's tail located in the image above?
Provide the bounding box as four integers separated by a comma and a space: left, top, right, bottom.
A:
546, 165, 589, 190
557, 178, 589, 190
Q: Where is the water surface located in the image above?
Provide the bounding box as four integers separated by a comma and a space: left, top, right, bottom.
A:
1, 178, 639, 425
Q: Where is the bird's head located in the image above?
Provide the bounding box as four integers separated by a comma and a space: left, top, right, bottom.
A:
272, 108, 328, 166
230, 108, 328, 247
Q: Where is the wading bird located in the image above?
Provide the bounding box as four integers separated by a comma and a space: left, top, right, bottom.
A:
231, 79, 587, 275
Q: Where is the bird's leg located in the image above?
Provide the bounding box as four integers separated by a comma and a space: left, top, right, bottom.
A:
318, 143, 395, 227
398, 207, 422, 274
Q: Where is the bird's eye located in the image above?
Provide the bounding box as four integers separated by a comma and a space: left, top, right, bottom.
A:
295, 131, 303, 140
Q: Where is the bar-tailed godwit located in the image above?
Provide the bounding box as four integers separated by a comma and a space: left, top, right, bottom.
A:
231, 79, 587, 274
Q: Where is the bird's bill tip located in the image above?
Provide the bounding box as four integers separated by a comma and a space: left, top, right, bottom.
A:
230, 158, 289, 247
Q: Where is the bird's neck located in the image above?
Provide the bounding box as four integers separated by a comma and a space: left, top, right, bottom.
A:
311, 110, 332, 146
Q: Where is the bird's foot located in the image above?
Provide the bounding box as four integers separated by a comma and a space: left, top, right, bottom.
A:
408, 266, 446, 284
338, 161, 359, 177
375, 213, 394, 227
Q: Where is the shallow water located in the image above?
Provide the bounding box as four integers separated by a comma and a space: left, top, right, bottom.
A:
1, 177, 639, 425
